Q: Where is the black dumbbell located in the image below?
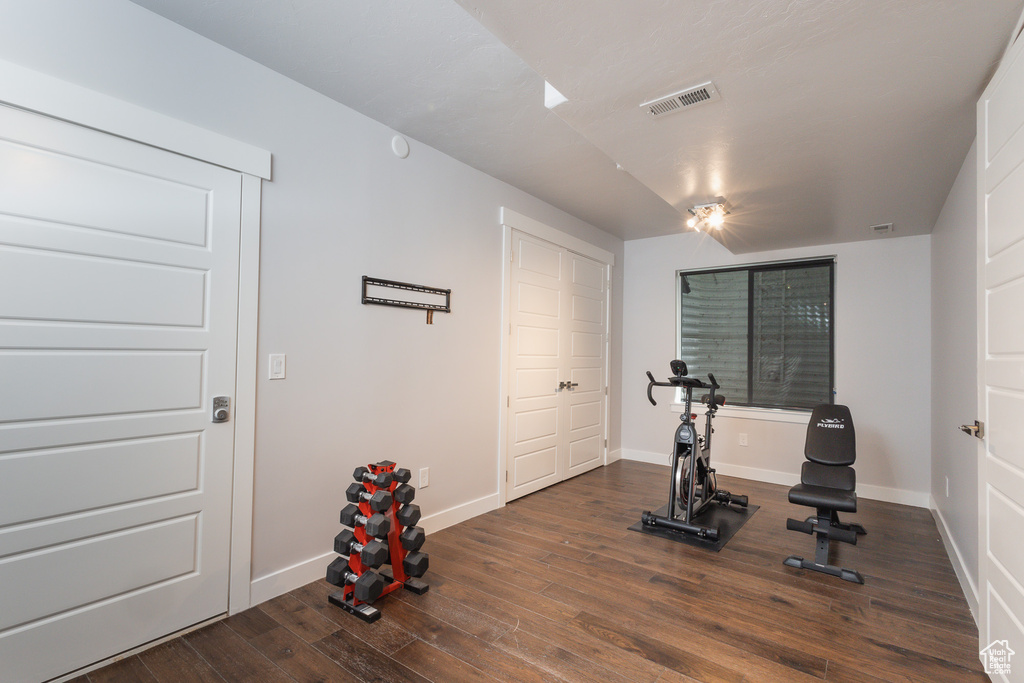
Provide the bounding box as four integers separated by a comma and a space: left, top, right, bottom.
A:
353, 466, 393, 488
393, 483, 415, 505
393, 467, 411, 484
402, 551, 429, 578
399, 526, 425, 551
325, 557, 386, 603
345, 482, 393, 512
397, 503, 421, 527
334, 529, 389, 568
340, 504, 391, 538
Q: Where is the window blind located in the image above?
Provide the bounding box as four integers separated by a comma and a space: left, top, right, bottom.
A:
678, 259, 833, 410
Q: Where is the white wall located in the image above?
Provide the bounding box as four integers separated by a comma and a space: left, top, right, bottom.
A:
930, 142, 979, 613
623, 232, 932, 505
0, 1, 624, 604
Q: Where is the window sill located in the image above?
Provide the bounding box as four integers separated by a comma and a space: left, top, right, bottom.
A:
670, 402, 811, 424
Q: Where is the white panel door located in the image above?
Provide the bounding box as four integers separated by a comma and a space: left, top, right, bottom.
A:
564, 252, 607, 477
978, 30, 1024, 683
0, 104, 241, 683
507, 230, 607, 501
507, 231, 565, 499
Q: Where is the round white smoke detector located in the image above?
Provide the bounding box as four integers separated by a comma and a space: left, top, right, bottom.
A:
391, 135, 410, 159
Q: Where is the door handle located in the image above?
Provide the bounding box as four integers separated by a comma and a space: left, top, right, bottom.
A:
558, 381, 567, 390
566, 381, 579, 390
958, 420, 984, 439
212, 396, 231, 423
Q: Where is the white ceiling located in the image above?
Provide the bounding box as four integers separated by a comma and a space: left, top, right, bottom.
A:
130, 0, 1023, 252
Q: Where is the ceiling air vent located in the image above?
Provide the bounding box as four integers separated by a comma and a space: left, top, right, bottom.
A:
641, 81, 720, 118
870, 223, 894, 235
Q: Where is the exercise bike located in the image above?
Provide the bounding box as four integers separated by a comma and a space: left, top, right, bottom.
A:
640, 360, 748, 541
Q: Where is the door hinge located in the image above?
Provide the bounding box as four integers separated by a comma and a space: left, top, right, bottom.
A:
604, 439, 607, 448
507, 395, 510, 407
605, 386, 608, 395
506, 470, 508, 481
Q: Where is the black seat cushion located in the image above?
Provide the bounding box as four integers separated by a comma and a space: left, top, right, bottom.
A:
805, 404, 856, 466
801, 461, 855, 491
788, 483, 857, 512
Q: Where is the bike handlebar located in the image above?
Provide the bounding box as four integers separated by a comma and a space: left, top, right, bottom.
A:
645, 368, 719, 406
646, 371, 661, 406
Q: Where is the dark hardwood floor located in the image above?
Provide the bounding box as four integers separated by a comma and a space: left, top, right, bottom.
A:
74, 460, 987, 682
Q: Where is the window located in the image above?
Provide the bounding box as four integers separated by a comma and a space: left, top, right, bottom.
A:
677, 258, 834, 410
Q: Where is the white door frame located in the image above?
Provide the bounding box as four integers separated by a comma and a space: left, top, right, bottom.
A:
498, 207, 615, 504
0, 58, 271, 616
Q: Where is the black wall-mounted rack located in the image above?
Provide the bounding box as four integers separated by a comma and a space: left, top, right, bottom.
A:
361, 276, 451, 324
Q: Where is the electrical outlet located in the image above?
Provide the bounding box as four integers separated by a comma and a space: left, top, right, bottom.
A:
420, 467, 429, 488
738, 433, 748, 447
269, 354, 286, 380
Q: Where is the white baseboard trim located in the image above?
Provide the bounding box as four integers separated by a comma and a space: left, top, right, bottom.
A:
621, 448, 668, 465
857, 482, 930, 508
607, 448, 622, 464
930, 495, 980, 624
248, 491, 502, 607
420, 491, 501, 535
712, 462, 799, 488
250, 552, 334, 607
621, 449, 930, 507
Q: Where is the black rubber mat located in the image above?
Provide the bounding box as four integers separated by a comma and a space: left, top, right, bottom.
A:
628, 502, 759, 552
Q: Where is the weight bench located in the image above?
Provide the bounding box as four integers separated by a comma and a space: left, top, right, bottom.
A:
783, 403, 867, 584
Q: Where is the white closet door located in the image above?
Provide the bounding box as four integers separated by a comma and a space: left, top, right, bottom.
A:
0, 104, 241, 683
506, 230, 607, 501
507, 231, 567, 499
977, 29, 1024, 681
564, 251, 607, 478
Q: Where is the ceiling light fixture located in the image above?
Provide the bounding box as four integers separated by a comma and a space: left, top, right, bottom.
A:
686, 202, 728, 231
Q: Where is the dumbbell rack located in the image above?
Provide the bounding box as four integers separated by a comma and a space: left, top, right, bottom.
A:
327, 460, 429, 623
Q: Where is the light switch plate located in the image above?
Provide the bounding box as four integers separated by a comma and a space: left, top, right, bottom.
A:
269, 354, 286, 380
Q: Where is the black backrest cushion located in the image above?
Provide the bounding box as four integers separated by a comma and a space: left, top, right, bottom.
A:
805, 404, 856, 466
